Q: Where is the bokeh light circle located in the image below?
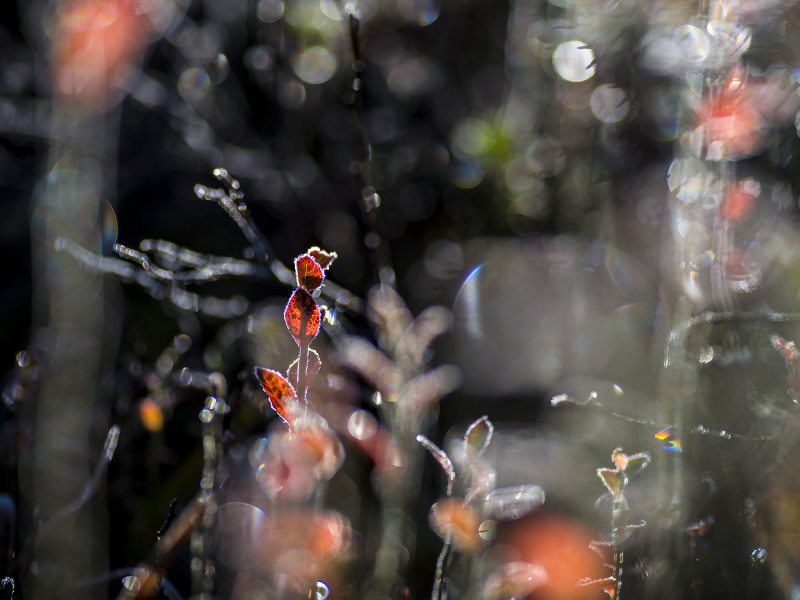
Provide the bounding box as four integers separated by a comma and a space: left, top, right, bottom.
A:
553, 41, 595, 83
291, 47, 337, 84
178, 67, 210, 102
590, 85, 629, 123
257, 0, 285, 22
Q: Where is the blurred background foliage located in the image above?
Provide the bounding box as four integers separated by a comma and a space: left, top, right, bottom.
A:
6, 0, 800, 598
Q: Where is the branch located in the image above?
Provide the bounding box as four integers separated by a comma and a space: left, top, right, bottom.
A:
664, 310, 800, 367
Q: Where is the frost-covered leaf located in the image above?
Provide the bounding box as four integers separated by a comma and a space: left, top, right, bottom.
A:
295, 254, 325, 290
308, 246, 337, 269
284, 288, 320, 345
465, 415, 493, 457
254, 367, 298, 428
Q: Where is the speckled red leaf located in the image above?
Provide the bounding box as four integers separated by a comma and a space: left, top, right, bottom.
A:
295, 254, 325, 290
288, 349, 322, 387
308, 246, 337, 270
254, 367, 297, 428
284, 288, 321, 345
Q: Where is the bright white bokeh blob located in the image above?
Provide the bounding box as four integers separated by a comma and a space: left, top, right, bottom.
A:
553, 41, 595, 83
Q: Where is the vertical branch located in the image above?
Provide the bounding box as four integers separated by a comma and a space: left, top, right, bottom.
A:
431, 536, 451, 600
192, 388, 226, 600
339, 6, 395, 285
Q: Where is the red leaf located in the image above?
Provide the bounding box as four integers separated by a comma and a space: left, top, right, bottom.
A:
288, 349, 322, 387
284, 289, 321, 345
295, 254, 325, 290
254, 367, 297, 428
308, 246, 337, 270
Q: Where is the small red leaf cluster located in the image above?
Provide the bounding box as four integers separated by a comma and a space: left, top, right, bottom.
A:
255, 247, 337, 428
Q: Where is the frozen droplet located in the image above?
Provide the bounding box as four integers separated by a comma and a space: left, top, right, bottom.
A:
122, 576, 141, 592
484, 485, 545, 521
291, 47, 337, 84
590, 85, 628, 123
348, 410, 378, 440
178, 67, 211, 102
209, 54, 230, 84
553, 41, 595, 83
750, 548, 767, 564
257, 0, 285, 22
673, 25, 710, 63
314, 581, 330, 600
698, 345, 714, 364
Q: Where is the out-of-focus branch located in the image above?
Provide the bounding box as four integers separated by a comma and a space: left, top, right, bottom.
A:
115, 498, 205, 600
15, 425, 120, 578
664, 310, 800, 367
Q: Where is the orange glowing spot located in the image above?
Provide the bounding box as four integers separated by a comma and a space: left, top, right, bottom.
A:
722, 179, 760, 222
50, 0, 146, 104
429, 498, 482, 553
138, 398, 164, 432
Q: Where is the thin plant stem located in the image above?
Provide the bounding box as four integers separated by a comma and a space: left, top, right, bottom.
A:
334, 3, 395, 284
431, 535, 451, 600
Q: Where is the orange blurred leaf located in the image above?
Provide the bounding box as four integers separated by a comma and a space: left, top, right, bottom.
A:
284, 289, 321, 345
254, 367, 298, 428
138, 398, 163, 432
295, 254, 325, 290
